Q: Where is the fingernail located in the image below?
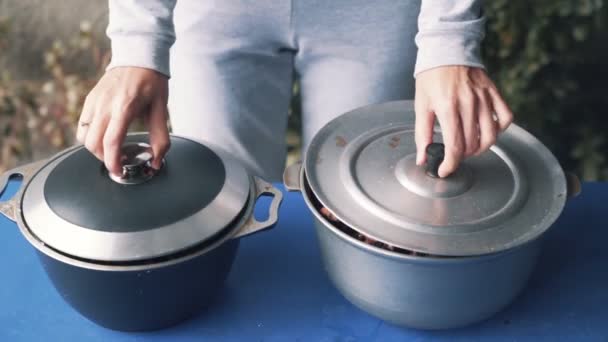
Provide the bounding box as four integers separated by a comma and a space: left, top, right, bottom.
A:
111, 167, 122, 177
151, 159, 161, 170
438, 167, 448, 178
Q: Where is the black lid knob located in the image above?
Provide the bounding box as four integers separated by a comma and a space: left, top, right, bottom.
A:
425, 143, 445, 178
109, 142, 160, 185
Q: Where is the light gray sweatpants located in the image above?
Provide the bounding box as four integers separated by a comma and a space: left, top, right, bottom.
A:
106, 0, 486, 181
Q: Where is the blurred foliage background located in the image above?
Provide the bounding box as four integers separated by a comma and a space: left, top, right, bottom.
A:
1, 0, 607, 180
483, 0, 608, 180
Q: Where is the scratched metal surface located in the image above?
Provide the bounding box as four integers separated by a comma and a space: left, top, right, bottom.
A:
1, 181, 607, 341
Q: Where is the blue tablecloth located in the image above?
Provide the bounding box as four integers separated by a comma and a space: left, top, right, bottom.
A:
1, 180, 607, 341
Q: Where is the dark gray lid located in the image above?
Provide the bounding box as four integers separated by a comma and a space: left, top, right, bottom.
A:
21, 133, 251, 262
305, 101, 567, 256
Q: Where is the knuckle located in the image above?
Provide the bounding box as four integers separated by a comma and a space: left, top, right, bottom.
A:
488, 84, 500, 93
465, 144, 478, 156
478, 142, 492, 153
489, 136, 498, 147
85, 88, 105, 106
460, 92, 476, 108
84, 138, 97, 152
488, 133, 498, 145
117, 101, 135, 116
481, 135, 497, 151
499, 117, 513, 130
103, 133, 121, 150
115, 94, 139, 115
140, 83, 155, 96
467, 138, 480, 150
480, 140, 494, 151
477, 94, 490, 108
437, 100, 458, 114
156, 137, 171, 153
503, 112, 514, 125
474, 83, 492, 92
447, 144, 464, 157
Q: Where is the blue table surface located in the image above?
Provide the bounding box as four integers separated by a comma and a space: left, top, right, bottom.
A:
1, 180, 607, 342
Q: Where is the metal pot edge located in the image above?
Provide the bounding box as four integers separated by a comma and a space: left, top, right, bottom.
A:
13, 176, 258, 271
284, 161, 548, 264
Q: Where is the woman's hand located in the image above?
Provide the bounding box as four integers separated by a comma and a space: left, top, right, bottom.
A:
414, 66, 513, 177
77, 67, 170, 176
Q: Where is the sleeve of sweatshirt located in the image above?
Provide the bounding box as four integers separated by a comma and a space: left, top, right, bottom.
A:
105, 0, 177, 78
414, 0, 486, 77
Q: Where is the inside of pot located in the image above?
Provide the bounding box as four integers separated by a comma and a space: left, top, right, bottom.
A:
304, 179, 451, 259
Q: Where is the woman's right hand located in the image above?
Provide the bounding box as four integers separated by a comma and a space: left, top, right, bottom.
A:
77, 66, 171, 177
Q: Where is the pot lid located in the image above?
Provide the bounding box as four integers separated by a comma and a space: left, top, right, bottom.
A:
21, 133, 251, 262
305, 101, 567, 256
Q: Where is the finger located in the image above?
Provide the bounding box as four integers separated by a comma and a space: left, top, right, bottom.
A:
84, 105, 111, 162
147, 100, 171, 170
103, 98, 138, 176
77, 93, 96, 143
435, 105, 464, 178
460, 91, 479, 157
488, 87, 514, 131
415, 97, 435, 165
476, 90, 498, 155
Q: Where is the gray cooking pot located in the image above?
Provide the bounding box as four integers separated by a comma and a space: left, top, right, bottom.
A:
0, 133, 282, 332
283, 101, 580, 330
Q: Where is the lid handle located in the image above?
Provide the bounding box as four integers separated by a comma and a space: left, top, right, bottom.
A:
108, 142, 163, 185
425, 143, 445, 178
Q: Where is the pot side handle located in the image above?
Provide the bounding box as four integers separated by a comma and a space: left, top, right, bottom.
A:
0, 160, 46, 222
566, 172, 581, 199
232, 177, 284, 239
283, 161, 302, 192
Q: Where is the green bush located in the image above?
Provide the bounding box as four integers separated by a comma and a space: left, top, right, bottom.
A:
483, 0, 608, 180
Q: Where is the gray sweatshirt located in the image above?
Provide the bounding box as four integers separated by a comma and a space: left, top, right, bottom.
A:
106, 0, 485, 78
